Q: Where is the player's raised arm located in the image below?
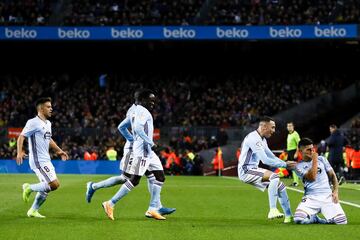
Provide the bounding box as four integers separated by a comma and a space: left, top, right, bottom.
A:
264, 146, 297, 169
303, 150, 318, 182
254, 143, 286, 168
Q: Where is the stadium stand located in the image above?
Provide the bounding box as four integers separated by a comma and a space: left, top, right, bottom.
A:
0, 0, 359, 26
0, 0, 53, 26
0, 72, 356, 163
206, 0, 360, 25
63, 0, 205, 26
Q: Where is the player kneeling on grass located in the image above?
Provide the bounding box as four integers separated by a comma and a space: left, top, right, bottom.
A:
294, 138, 347, 225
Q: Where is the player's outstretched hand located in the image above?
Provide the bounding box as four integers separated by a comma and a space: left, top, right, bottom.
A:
16, 152, 27, 165
286, 161, 297, 170
57, 150, 69, 161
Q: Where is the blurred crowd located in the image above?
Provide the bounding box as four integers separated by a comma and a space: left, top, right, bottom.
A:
0, 0, 52, 26
351, 116, 360, 129
0, 72, 355, 165
1, 0, 359, 26
0, 72, 352, 128
206, 0, 360, 25
344, 115, 360, 150
63, 0, 204, 26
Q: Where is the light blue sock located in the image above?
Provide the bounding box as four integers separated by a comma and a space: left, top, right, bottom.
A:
313, 215, 328, 224
294, 216, 312, 224
30, 182, 50, 192
149, 180, 163, 211
147, 174, 163, 208
31, 192, 48, 210
147, 174, 155, 194
92, 175, 126, 190
109, 180, 134, 207
278, 182, 292, 217
268, 174, 280, 209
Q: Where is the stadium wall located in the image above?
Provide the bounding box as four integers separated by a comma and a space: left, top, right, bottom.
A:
0, 160, 121, 175
199, 143, 240, 175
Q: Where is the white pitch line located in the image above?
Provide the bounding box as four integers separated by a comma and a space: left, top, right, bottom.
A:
222, 176, 360, 209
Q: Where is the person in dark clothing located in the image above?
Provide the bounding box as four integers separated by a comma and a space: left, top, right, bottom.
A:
317, 140, 327, 156
326, 124, 346, 183
216, 128, 229, 146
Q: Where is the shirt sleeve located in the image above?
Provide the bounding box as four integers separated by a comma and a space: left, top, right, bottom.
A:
295, 163, 308, 178
319, 156, 333, 172
118, 117, 133, 142
20, 120, 38, 137
252, 140, 286, 168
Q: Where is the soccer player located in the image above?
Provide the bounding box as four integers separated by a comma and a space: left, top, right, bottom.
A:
85, 92, 175, 217
294, 138, 347, 224
101, 89, 172, 220
16, 97, 69, 218
238, 116, 296, 223
286, 122, 301, 186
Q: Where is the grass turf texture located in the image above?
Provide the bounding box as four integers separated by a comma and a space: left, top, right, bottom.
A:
0, 174, 359, 240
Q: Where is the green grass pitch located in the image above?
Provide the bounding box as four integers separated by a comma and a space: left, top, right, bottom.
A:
0, 174, 359, 240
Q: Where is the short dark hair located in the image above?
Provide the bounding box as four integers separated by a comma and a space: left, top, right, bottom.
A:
298, 138, 313, 148
287, 122, 294, 126
35, 97, 51, 108
259, 116, 274, 123
329, 124, 337, 129
136, 89, 154, 102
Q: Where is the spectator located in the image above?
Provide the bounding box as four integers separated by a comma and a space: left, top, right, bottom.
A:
106, 146, 117, 161
84, 151, 92, 161
184, 150, 195, 172
91, 150, 98, 161
326, 124, 346, 182
8, 137, 16, 148
209, 136, 218, 148
349, 145, 360, 179
351, 116, 360, 129
286, 121, 301, 186
216, 128, 229, 146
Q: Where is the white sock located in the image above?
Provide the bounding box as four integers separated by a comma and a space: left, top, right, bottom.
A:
30, 182, 50, 192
